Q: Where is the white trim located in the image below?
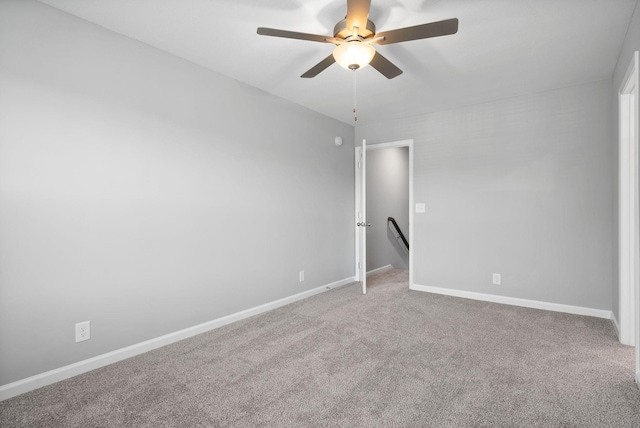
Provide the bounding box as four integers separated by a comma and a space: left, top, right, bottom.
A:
0, 276, 355, 402
367, 264, 393, 276
408, 143, 414, 290
618, 50, 639, 347
366, 140, 413, 152
411, 283, 612, 319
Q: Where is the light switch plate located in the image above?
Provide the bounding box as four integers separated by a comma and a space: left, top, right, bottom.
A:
416, 203, 426, 213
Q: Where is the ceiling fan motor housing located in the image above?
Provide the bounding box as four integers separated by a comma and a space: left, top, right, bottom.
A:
334, 18, 376, 40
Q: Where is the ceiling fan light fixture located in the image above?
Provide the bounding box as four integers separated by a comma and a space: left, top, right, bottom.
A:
333, 42, 376, 70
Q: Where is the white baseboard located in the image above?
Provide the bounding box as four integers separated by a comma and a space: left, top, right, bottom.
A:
0, 276, 355, 402
367, 264, 393, 276
410, 283, 612, 319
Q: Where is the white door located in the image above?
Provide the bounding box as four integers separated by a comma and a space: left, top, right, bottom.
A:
355, 140, 368, 294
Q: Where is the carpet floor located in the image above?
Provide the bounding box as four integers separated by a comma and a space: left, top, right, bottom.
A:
1, 269, 639, 427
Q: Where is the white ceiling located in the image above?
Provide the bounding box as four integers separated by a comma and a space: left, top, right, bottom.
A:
38, 0, 639, 126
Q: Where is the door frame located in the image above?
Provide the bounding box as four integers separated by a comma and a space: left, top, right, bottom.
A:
355, 139, 414, 290
618, 50, 639, 384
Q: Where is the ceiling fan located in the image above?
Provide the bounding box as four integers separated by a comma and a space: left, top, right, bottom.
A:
257, 0, 458, 79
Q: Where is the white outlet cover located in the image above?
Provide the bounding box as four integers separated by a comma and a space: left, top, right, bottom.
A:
416, 203, 426, 213
75, 321, 91, 343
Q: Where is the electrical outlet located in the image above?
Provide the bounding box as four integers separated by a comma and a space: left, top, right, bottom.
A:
75, 321, 91, 343
492, 273, 501, 285
299, 270, 305, 282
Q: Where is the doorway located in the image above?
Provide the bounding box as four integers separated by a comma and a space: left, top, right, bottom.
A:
618, 50, 639, 384
355, 139, 414, 294
367, 146, 409, 272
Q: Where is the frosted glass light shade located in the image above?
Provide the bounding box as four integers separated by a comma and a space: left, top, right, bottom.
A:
333, 42, 376, 70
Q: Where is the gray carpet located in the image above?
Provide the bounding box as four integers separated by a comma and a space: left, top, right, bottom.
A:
1, 269, 639, 427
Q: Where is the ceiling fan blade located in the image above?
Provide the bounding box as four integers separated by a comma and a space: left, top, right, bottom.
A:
375, 18, 459, 45
346, 0, 371, 33
301, 54, 336, 78
369, 51, 403, 79
257, 27, 338, 44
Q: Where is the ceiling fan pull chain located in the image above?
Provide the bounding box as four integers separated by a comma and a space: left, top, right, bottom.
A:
353, 68, 358, 122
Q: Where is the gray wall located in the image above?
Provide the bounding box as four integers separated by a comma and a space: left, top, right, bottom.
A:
611, 1, 640, 323
366, 147, 409, 271
356, 80, 614, 310
0, 0, 354, 386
